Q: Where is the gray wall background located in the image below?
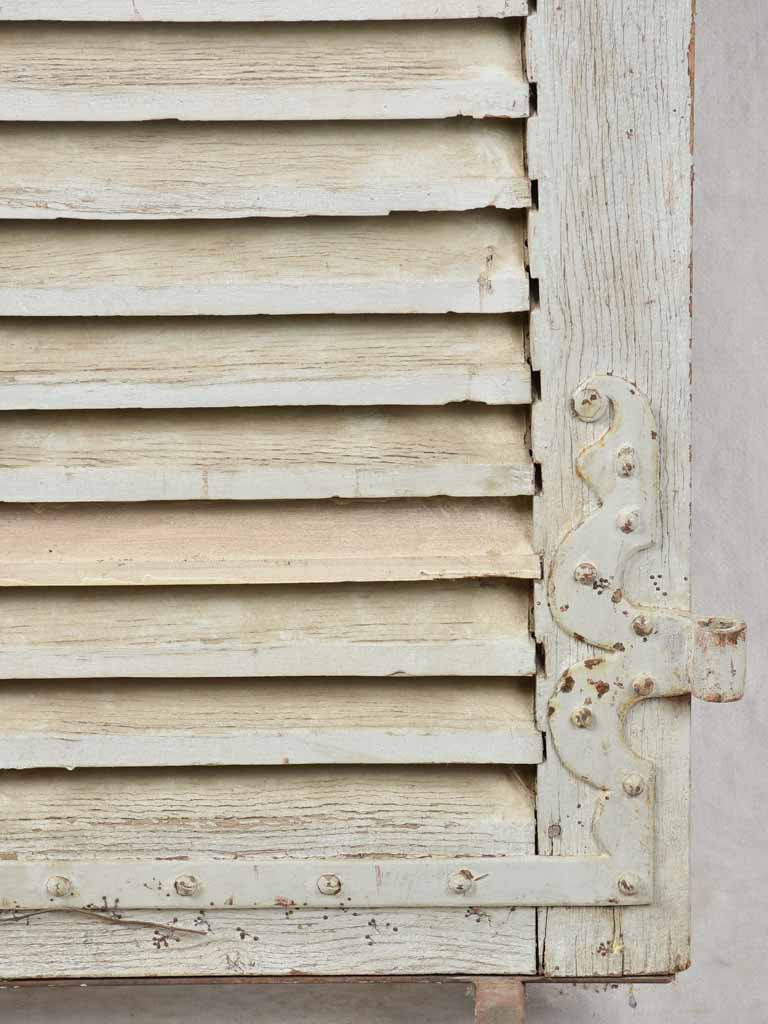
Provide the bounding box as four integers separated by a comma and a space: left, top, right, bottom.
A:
1, 0, 764, 1019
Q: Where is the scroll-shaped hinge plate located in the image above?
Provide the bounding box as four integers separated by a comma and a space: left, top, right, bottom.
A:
547, 375, 747, 901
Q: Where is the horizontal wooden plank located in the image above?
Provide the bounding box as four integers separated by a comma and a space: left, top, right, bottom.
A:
0, 315, 531, 409
0, 907, 536, 978
0, 214, 528, 316
0, 408, 532, 502
0, 498, 537, 586
1, 764, 535, 858
0, 581, 535, 678
0, 1, 528, 20
0, 679, 541, 768
0, 122, 529, 220
0, 23, 528, 122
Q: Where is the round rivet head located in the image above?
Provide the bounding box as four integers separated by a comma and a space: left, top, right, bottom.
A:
570, 706, 594, 729
618, 875, 640, 897
573, 386, 608, 423
632, 615, 655, 638
448, 869, 475, 896
46, 875, 73, 899
623, 773, 646, 797
174, 874, 201, 897
616, 444, 637, 478
632, 674, 656, 697
573, 562, 598, 586
317, 873, 342, 896
616, 507, 642, 534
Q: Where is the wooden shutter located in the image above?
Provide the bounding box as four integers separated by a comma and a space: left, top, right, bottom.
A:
0, 0, 744, 984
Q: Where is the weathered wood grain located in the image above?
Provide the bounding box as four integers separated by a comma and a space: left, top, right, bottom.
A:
526, 0, 693, 976
0, 0, 528, 19
0, 214, 528, 316
0, 407, 532, 502
0, 122, 529, 220
0, 315, 531, 409
0, 23, 528, 122
0, 498, 538, 586
0, 765, 535, 859
0, 678, 542, 768
0, 581, 535, 678
0, 907, 536, 978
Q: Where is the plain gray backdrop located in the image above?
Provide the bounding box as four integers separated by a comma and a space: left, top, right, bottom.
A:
1, 0, 764, 1019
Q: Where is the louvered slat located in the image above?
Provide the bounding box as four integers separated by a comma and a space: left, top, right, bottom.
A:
0, 582, 535, 679
0, 23, 528, 122
0, 679, 542, 768
0, 214, 528, 316
0, 407, 531, 502
0, 315, 530, 409
0, 498, 538, 586
0, 122, 528, 220
0, 1, 528, 20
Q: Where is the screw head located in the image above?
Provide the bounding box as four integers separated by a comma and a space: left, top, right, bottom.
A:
632, 674, 656, 697
616, 506, 642, 534
317, 873, 342, 896
448, 869, 475, 895
632, 615, 655, 638
622, 773, 646, 797
573, 386, 608, 422
46, 875, 73, 898
617, 875, 640, 897
573, 562, 598, 585
174, 874, 201, 897
616, 444, 637, 477
570, 706, 594, 729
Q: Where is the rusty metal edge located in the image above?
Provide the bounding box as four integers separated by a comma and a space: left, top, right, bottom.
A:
0, 974, 675, 989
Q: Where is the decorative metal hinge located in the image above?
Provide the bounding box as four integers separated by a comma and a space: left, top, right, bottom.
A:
547, 375, 747, 901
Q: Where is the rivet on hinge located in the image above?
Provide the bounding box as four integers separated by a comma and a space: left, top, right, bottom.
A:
616, 506, 642, 534
622, 773, 646, 797
632, 674, 656, 697
46, 875, 73, 898
317, 873, 342, 896
573, 561, 598, 585
569, 706, 594, 729
174, 874, 202, 897
617, 875, 640, 897
632, 615, 656, 638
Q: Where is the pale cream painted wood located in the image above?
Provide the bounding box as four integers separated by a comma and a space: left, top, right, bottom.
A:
0, 582, 535, 678
0, 765, 535, 859
0, 122, 529, 220
0, 498, 538, 586
0, 23, 528, 122
0, 908, 536, 978
526, 0, 694, 976
0, 315, 530, 409
0, 407, 532, 502
0, 1, 528, 19
0, 679, 542, 768
0, 214, 528, 316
